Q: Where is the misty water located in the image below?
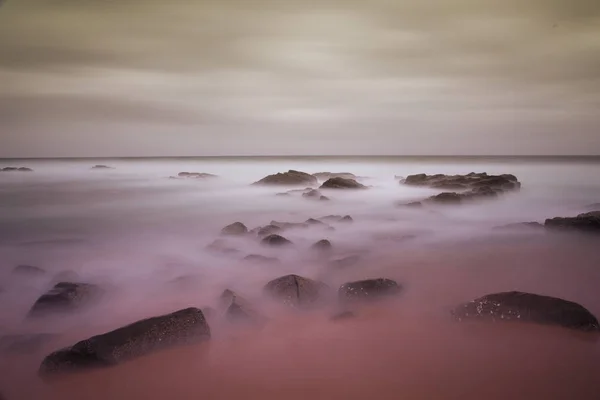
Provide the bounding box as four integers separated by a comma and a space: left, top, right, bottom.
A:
1, 156, 600, 399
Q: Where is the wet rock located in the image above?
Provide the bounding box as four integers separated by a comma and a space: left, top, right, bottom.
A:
313, 172, 357, 181
494, 222, 544, 230
320, 177, 366, 189
39, 307, 211, 376
261, 234, 293, 247
0, 333, 57, 354
427, 192, 463, 204
545, 211, 600, 233
221, 222, 248, 236
404, 172, 520, 193
28, 282, 103, 317
311, 239, 332, 251
264, 274, 330, 308
330, 311, 356, 321
452, 291, 600, 332
177, 172, 216, 178
329, 255, 361, 269
91, 165, 113, 170
243, 254, 279, 264
339, 279, 402, 302
12, 264, 46, 276
253, 170, 318, 186
220, 289, 265, 325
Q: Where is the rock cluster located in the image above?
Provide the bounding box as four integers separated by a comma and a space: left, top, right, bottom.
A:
253, 170, 318, 186
545, 211, 600, 232
320, 177, 366, 189
1, 167, 33, 172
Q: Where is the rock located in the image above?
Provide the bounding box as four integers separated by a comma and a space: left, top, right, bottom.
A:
177, 172, 216, 179
261, 234, 293, 247
427, 192, 463, 204
0, 333, 57, 354
311, 239, 332, 251
340, 215, 353, 223
2, 166, 33, 172
403, 201, 423, 208
545, 211, 600, 233
220, 290, 265, 325
320, 195, 330, 201
318, 215, 353, 223
305, 218, 326, 226
320, 177, 366, 189
91, 165, 113, 170
39, 307, 211, 376
12, 264, 46, 276
313, 172, 357, 181
452, 291, 600, 332
275, 192, 291, 197
329, 255, 361, 269
269, 220, 308, 230
243, 254, 279, 264
18, 167, 33, 172
264, 275, 330, 308
302, 189, 322, 198
206, 239, 239, 255
403, 172, 520, 193
28, 282, 103, 317
339, 279, 402, 302
253, 170, 318, 186
221, 222, 248, 236
255, 224, 282, 236
494, 222, 544, 230
330, 311, 356, 321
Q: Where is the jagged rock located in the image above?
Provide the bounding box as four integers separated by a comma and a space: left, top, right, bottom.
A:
264, 275, 330, 308
0, 333, 58, 354
28, 282, 103, 317
177, 172, 216, 178
221, 222, 248, 236
494, 222, 544, 230
452, 291, 600, 332
39, 307, 211, 376
545, 211, 600, 233
254, 224, 282, 236
91, 165, 113, 170
330, 311, 356, 321
311, 239, 332, 251
243, 254, 279, 264
427, 192, 463, 204
329, 255, 361, 269
220, 290, 265, 325
305, 218, 326, 226
313, 172, 357, 181
320, 177, 366, 189
339, 279, 402, 302
253, 170, 318, 186
261, 234, 293, 247
404, 172, 520, 192
302, 189, 322, 199
12, 264, 46, 276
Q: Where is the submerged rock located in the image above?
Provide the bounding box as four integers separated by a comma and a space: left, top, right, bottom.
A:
253, 170, 318, 186
206, 239, 239, 254
545, 211, 600, 233
91, 165, 113, 170
452, 291, 600, 332
302, 189, 322, 198
177, 172, 216, 178
220, 290, 265, 325
320, 195, 330, 201
243, 254, 279, 264
313, 172, 357, 181
319, 215, 353, 223
320, 177, 366, 189
221, 222, 248, 236
0, 333, 57, 354
311, 239, 332, 251
261, 234, 293, 247
339, 279, 402, 302
28, 282, 103, 317
2, 166, 33, 172
264, 274, 330, 308
254, 224, 282, 236
39, 307, 211, 376
12, 264, 46, 276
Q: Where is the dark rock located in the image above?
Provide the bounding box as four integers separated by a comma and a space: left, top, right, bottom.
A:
404, 172, 520, 194
428, 192, 463, 204
255, 224, 282, 236
269, 220, 308, 230
545, 211, 600, 233
220, 290, 265, 325
302, 189, 322, 198
320, 177, 366, 189
305, 218, 326, 226
452, 291, 600, 332
0, 333, 57, 354
261, 234, 293, 247
340, 215, 353, 223
494, 222, 544, 230
339, 279, 402, 302
403, 201, 423, 208
331, 311, 356, 321
177, 172, 216, 178
275, 192, 291, 197
91, 165, 113, 170
313, 172, 357, 181
318, 215, 353, 223
206, 239, 239, 255
311, 239, 332, 251
39, 307, 211, 376
264, 274, 330, 308
18, 167, 33, 172
12, 264, 46, 276
329, 255, 361, 269
253, 170, 318, 186
28, 282, 103, 317
221, 222, 248, 236
2, 166, 33, 172
243, 254, 279, 264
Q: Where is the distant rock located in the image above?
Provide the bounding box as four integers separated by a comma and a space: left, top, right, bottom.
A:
206, 239, 239, 255
0, 333, 57, 354
320, 195, 330, 201
275, 192, 291, 197
253, 224, 282, 236
426, 186, 501, 204
12, 264, 46, 276
340, 215, 353, 223
305, 218, 326, 226
494, 222, 544, 230
330, 311, 356, 321
91, 165, 114, 170
261, 234, 293, 247
404, 172, 520, 192
221, 222, 248, 236
243, 254, 279, 264
302, 189, 322, 199
28, 282, 103, 317
253, 170, 318, 186
270, 220, 308, 230
545, 211, 600, 233
311, 239, 332, 251
220, 289, 265, 325
319, 215, 353, 223
313, 172, 357, 181
329, 255, 361, 269
339, 279, 402, 302
177, 172, 217, 179
320, 177, 366, 189
452, 291, 600, 332
264, 274, 330, 308
402, 201, 423, 208
2, 166, 33, 172
39, 307, 211, 376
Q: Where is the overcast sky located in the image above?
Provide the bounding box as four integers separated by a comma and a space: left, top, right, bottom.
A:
1, 0, 599, 156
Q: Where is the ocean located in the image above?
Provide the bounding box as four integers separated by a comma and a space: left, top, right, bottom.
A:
1, 156, 600, 399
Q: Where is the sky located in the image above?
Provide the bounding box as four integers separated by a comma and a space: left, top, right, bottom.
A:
1, 0, 599, 157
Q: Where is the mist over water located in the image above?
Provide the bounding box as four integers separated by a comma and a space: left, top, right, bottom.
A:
1, 156, 600, 399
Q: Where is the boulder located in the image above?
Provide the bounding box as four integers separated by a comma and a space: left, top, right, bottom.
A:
255, 224, 282, 236
320, 177, 366, 189
253, 170, 318, 186
403, 201, 423, 208
302, 189, 322, 198
220, 290, 265, 325
403, 172, 520, 194
221, 222, 248, 236
0, 333, 57, 354
264, 274, 330, 308
261, 234, 293, 247
311, 239, 332, 251
427, 192, 463, 204
313, 172, 357, 181
452, 291, 600, 332
243, 254, 279, 264
305, 218, 326, 226
28, 282, 103, 317
91, 165, 113, 170
39, 307, 211, 376
339, 279, 402, 302
12, 264, 46, 276
177, 172, 216, 179
545, 211, 600, 233
206, 239, 239, 254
